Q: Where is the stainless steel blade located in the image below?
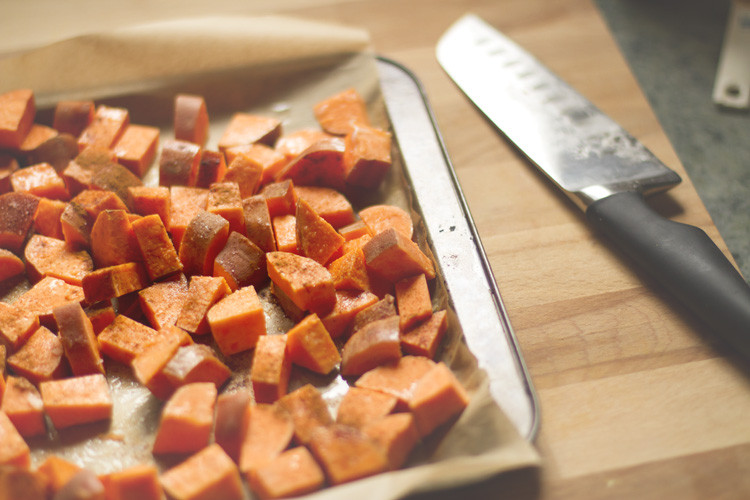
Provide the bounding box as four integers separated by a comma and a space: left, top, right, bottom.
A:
436, 14, 681, 209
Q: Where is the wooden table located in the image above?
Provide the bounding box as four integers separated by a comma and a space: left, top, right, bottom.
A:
4, 0, 750, 498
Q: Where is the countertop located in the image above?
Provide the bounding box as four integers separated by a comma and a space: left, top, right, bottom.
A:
2, 1, 749, 499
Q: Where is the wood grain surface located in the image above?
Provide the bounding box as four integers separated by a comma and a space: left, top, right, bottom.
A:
3, 1, 749, 498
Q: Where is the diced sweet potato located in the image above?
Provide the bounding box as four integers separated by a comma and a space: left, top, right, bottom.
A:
308, 424, 388, 486
335, 387, 398, 429
0, 89, 35, 150
408, 362, 469, 437
214, 389, 251, 463
32, 197, 66, 239
225, 143, 284, 187
320, 289, 379, 339
138, 273, 188, 330
159, 139, 202, 187
20, 130, 78, 173
250, 334, 291, 404
153, 382, 217, 455
0, 191, 40, 253
266, 251, 336, 316
327, 247, 370, 292
98, 314, 159, 364
175, 275, 230, 335
77, 105, 129, 151
207, 181, 244, 234
296, 197, 344, 265
238, 403, 294, 474
53, 301, 104, 376
275, 128, 332, 160
286, 313, 340, 375
16, 124, 56, 156
113, 124, 160, 177
0, 248, 24, 284
276, 384, 332, 445
221, 152, 262, 198
0, 467, 48, 500
6, 326, 67, 384
10, 162, 69, 200
0, 410, 30, 468
275, 137, 346, 191
37, 455, 82, 494
61, 189, 128, 248
1, 376, 46, 437
269, 281, 305, 323
194, 149, 227, 189
13, 276, 84, 327
162, 343, 231, 391
271, 214, 297, 254
132, 214, 183, 280
213, 231, 267, 291
169, 186, 208, 248
248, 446, 325, 500
131, 325, 188, 400
40, 373, 112, 430
340, 316, 401, 377
178, 210, 230, 276
159, 444, 244, 500
359, 204, 412, 240
362, 412, 419, 470
86, 301, 116, 335
355, 355, 436, 409
207, 285, 266, 356
102, 464, 163, 500
0, 302, 39, 351
128, 185, 170, 227
82, 262, 149, 304
261, 179, 297, 218
174, 94, 209, 146
89, 209, 140, 268
25, 233, 93, 286
0, 154, 19, 193
89, 162, 143, 208
363, 228, 435, 282
242, 195, 276, 253
295, 185, 355, 229
344, 125, 392, 189
61, 146, 115, 196
394, 273, 432, 330
53, 99, 94, 137
401, 309, 448, 359
313, 88, 370, 136
218, 113, 282, 151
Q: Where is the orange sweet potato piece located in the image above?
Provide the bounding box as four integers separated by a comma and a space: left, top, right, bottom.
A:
266, 251, 336, 316
362, 412, 419, 470
1, 376, 46, 437
113, 124, 160, 177
90, 209, 140, 268
40, 373, 112, 430
128, 185, 170, 227
77, 105, 129, 151
159, 444, 244, 500
320, 289, 379, 339
6, 326, 67, 384
218, 113, 282, 151
159, 139, 202, 187
162, 343, 231, 391
53, 99, 95, 137
221, 151, 263, 197
0, 302, 39, 351
132, 214, 183, 281
286, 313, 340, 375
248, 446, 325, 500
213, 231, 267, 291
24, 234, 93, 285
19, 130, 78, 173
359, 204, 413, 240
275, 137, 346, 191
138, 273, 188, 330
276, 384, 332, 445
0, 191, 40, 253
10, 162, 69, 200
0, 410, 30, 468
194, 149, 227, 189
153, 382, 217, 455
61, 146, 115, 195
261, 179, 297, 218
408, 362, 469, 437
103, 464, 163, 500
213, 389, 251, 463
37, 455, 82, 494
169, 186, 208, 249
0, 467, 48, 500
174, 94, 209, 146
394, 273, 432, 330
0, 154, 19, 193
344, 125, 392, 189
0, 248, 24, 284
98, 314, 159, 364
363, 228, 435, 282
269, 281, 305, 324
308, 424, 388, 486
89, 162, 143, 208
355, 355, 436, 409
13, 276, 84, 328
61, 189, 128, 249
238, 403, 294, 474
207, 181, 244, 234
82, 262, 149, 304
313, 88, 370, 136
175, 275, 230, 335
401, 309, 448, 359
271, 214, 297, 254
32, 197, 66, 239
178, 210, 230, 276
295, 185, 355, 229
0, 89, 35, 150
131, 324, 189, 400
340, 316, 401, 377
250, 334, 291, 404
243, 195, 276, 253
53, 301, 104, 376
86, 301, 116, 335
225, 143, 285, 187
296, 197, 344, 265
275, 128, 332, 160
335, 387, 398, 429
327, 247, 370, 292
207, 285, 267, 356
16, 124, 57, 157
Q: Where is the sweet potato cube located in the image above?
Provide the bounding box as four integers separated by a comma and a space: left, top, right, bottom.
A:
362, 413, 419, 469
194, 149, 227, 189
77, 105, 129, 151
276, 384, 332, 445
131, 325, 188, 400
355, 355, 436, 409
178, 210, 230, 276
175, 275, 230, 335
138, 274, 189, 330
53, 99, 94, 137
207, 181, 244, 234
238, 403, 294, 474
340, 316, 402, 377
214, 389, 251, 463
174, 94, 209, 146
276, 137, 346, 191
17, 124, 57, 157
113, 124, 160, 177
37, 455, 82, 494
328, 247, 370, 292
336, 386, 398, 430
153, 382, 217, 455
0, 467, 48, 500
0, 191, 39, 253
61, 147, 115, 195
90, 162, 143, 208
128, 185, 170, 227
162, 343, 231, 391
248, 446, 325, 499
363, 228, 435, 282
13, 276, 85, 327
10, 162, 69, 200
132, 214, 183, 281
308, 424, 388, 486
261, 179, 297, 218
213, 231, 267, 291
218, 113, 282, 151
275, 128, 332, 160
207, 284, 266, 356
250, 334, 291, 404
221, 151, 263, 197
0, 410, 30, 468
313, 88, 370, 136
159, 444, 244, 500
225, 143, 284, 187
53, 301, 104, 376
270, 281, 305, 323
61, 189, 128, 248
266, 251, 336, 316
286, 313, 340, 375
103, 464, 163, 500
401, 309, 448, 359
359, 204, 413, 240
344, 125, 392, 189
1, 376, 46, 437
242, 195, 276, 253
296, 197, 344, 265
86, 301, 116, 335
159, 139, 202, 187
169, 186, 208, 249
32, 197, 66, 239
0, 248, 24, 284
90, 209, 140, 268
408, 362, 469, 437
295, 185, 355, 229
271, 214, 297, 254
0, 154, 19, 193
82, 262, 149, 304
395, 273, 432, 330
40, 373, 112, 430
320, 289, 379, 339
98, 314, 159, 364
20, 130, 78, 173
0, 302, 39, 351
0, 89, 35, 149
6, 326, 67, 384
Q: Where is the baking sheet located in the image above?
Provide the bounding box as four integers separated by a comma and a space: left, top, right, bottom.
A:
2, 15, 540, 499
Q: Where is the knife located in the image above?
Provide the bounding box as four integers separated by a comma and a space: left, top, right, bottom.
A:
437, 13, 750, 359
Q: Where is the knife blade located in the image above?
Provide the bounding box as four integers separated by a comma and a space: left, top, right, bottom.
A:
437, 13, 750, 359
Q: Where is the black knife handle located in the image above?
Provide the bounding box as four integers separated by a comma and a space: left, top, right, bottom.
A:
586, 190, 750, 359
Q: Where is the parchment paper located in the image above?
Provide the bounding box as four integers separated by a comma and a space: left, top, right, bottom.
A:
1, 15, 540, 499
